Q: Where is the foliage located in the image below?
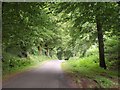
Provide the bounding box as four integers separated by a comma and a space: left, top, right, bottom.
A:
2, 2, 61, 57
85, 44, 98, 57
105, 36, 119, 60
63, 50, 73, 60
55, 2, 119, 68
95, 77, 117, 88
2, 52, 50, 77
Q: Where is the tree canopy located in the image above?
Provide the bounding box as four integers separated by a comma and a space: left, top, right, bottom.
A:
2, 2, 119, 69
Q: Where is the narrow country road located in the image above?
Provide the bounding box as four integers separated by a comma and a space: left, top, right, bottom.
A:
3, 60, 72, 88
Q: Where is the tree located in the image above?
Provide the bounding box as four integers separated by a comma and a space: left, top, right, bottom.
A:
54, 2, 119, 69
96, 15, 106, 69
2, 2, 60, 57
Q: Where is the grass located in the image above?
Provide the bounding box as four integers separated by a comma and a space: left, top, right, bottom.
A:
62, 55, 119, 88
94, 76, 117, 88
2, 52, 53, 80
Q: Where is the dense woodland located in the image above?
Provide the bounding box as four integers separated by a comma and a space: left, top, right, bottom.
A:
2, 2, 119, 88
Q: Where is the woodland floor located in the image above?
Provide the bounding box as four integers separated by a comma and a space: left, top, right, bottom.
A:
64, 73, 119, 89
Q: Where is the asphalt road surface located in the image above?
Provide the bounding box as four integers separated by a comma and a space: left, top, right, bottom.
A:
3, 60, 72, 88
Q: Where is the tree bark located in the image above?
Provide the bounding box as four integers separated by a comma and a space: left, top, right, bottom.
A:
44, 43, 50, 57
38, 46, 42, 55
96, 16, 106, 69
46, 48, 50, 57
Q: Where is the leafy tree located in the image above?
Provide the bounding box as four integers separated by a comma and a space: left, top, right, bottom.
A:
54, 2, 119, 69
2, 2, 62, 58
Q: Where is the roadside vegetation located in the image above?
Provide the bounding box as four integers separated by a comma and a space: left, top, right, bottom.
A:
2, 51, 53, 80
62, 56, 119, 88
62, 43, 119, 88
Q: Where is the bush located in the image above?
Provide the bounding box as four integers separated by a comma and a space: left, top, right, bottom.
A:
63, 50, 73, 60
105, 36, 119, 60
2, 52, 33, 75
85, 45, 99, 57
2, 51, 51, 76
64, 55, 100, 77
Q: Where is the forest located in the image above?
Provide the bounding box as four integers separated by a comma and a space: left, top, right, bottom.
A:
2, 2, 120, 88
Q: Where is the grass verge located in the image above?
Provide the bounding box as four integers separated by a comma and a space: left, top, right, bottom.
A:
62, 55, 119, 88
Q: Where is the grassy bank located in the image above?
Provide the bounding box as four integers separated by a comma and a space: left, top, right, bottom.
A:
62, 55, 119, 88
2, 52, 53, 80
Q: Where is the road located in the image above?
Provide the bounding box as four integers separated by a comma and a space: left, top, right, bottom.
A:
3, 60, 72, 88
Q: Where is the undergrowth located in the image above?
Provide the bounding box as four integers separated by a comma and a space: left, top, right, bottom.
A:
62, 55, 119, 88
2, 52, 51, 78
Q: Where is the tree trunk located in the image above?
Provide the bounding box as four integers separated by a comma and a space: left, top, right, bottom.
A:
49, 48, 53, 57
96, 16, 106, 69
38, 46, 42, 55
45, 48, 49, 56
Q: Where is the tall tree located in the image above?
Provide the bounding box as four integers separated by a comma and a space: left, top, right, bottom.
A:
2, 2, 63, 58
54, 2, 119, 69
96, 15, 106, 69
